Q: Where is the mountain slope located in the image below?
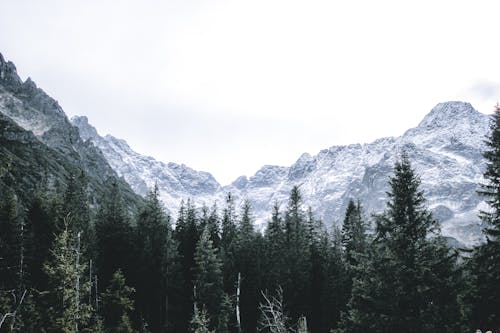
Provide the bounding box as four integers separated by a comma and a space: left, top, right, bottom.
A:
72, 99, 489, 246
0, 52, 142, 210
71, 116, 222, 214
224, 101, 488, 245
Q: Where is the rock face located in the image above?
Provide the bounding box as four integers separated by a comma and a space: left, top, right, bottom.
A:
73, 99, 490, 246
1, 52, 489, 247
223, 101, 489, 246
0, 52, 142, 210
71, 116, 222, 214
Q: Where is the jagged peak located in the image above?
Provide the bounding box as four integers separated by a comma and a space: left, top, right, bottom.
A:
417, 101, 482, 129
0, 53, 22, 87
71, 115, 99, 141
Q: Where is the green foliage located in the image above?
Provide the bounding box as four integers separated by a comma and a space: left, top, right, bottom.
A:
134, 184, 173, 332
42, 220, 94, 332
337, 153, 461, 333
101, 269, 137, 333
193, 227, 223, 330
190, 304, 215, 333
95, 180, 133, 290
464, 104, 500, 331
341, 200, 367, 268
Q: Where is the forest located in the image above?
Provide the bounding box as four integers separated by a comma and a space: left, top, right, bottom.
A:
2, 109, 500, 333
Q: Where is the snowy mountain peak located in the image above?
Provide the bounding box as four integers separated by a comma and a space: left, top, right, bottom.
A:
417, 101, 482, 130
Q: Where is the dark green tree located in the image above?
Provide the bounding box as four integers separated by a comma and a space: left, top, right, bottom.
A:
42, 220, 94, 332
101, 269, 137, 333
134, 184, 172, 332
235, 201, 261, 333
193, 227, 223, 330
282, 186, 311, 324
95, 179, 134, 291
464, 103, 500, 331
337, 153, 461, 333
341, 200, 367, 269
174, 199, 200, 332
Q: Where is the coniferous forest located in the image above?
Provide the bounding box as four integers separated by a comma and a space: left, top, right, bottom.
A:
2, 111, 500, 333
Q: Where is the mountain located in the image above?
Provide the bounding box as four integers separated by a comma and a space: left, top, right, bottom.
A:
71, 116, 222, 213
224, 101, 489, 246
0, 52, 142, 210
1, 52, 489, 247
73, 99, 489, 246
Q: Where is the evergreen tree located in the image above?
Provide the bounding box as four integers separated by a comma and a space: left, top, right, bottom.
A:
282, 186, 311, 324
25, 192, 57, 291
465, 103, 500, 331
220, 193, 238, 296
61, 172, 91, 245
101, 269, 137, 333
193, 227, 223, 330
190, 304, 215, 333
42, 220, 94, 332
174, 199, 200, 332
134, 184, 172, 332
235, 201, 261, 333
262, 203, 285, 292
337, 153, 461, 333
341, 200, 367, 269
95, 180, 133, 291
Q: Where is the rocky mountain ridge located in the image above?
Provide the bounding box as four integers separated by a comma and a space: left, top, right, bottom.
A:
73, 101, 490, 246
0, 52, 142, 210
0, 52, 489, 247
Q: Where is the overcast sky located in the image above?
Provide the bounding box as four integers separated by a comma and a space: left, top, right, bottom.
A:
1, 0, 500, 185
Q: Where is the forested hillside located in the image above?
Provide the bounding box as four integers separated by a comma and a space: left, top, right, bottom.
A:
2, 106, 500, 331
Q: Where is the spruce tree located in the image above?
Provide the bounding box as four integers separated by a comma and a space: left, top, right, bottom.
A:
337, 153, 461, 333
42, 220, 94, 332
263, 202, 285, 292
190, 304, 215, 333
341, 200, 367, 269
235, 201, 260, 333
465, 103, 500, 331
134, 184, 172, 332
282, 186, 311, 324
95, 180, 133, 291
101, 269, 137, 333
174, 198, 200, 331
193, 227, 223, 330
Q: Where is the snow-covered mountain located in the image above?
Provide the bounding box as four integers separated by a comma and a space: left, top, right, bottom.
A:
73, 101, 490, 246
71, 116, 222, 213
224, 101, 489, 246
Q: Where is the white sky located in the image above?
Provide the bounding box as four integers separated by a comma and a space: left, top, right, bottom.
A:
1, 0, 500, 185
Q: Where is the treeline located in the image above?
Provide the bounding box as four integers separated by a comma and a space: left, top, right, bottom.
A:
1, 110, 500, 332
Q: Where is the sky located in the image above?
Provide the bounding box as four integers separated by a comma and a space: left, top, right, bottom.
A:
1, 0, 500, 185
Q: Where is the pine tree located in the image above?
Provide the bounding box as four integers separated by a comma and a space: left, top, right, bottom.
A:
101, 269, 137, 333
263, 202, 285, 292
465, 103, 500, 331
220, 193, 238, 296
174, 198, 200, 331
134, 184, 172, 332
61, 172, 91, 245
190, 304, 215, 333
42, 219, 94, 332
95, 179, 133, 291
337, 153, 461, 333
235, 201, 261, 333
282, 186, 311, 324
193, 227, 223, 330
341, 200, 367, 269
